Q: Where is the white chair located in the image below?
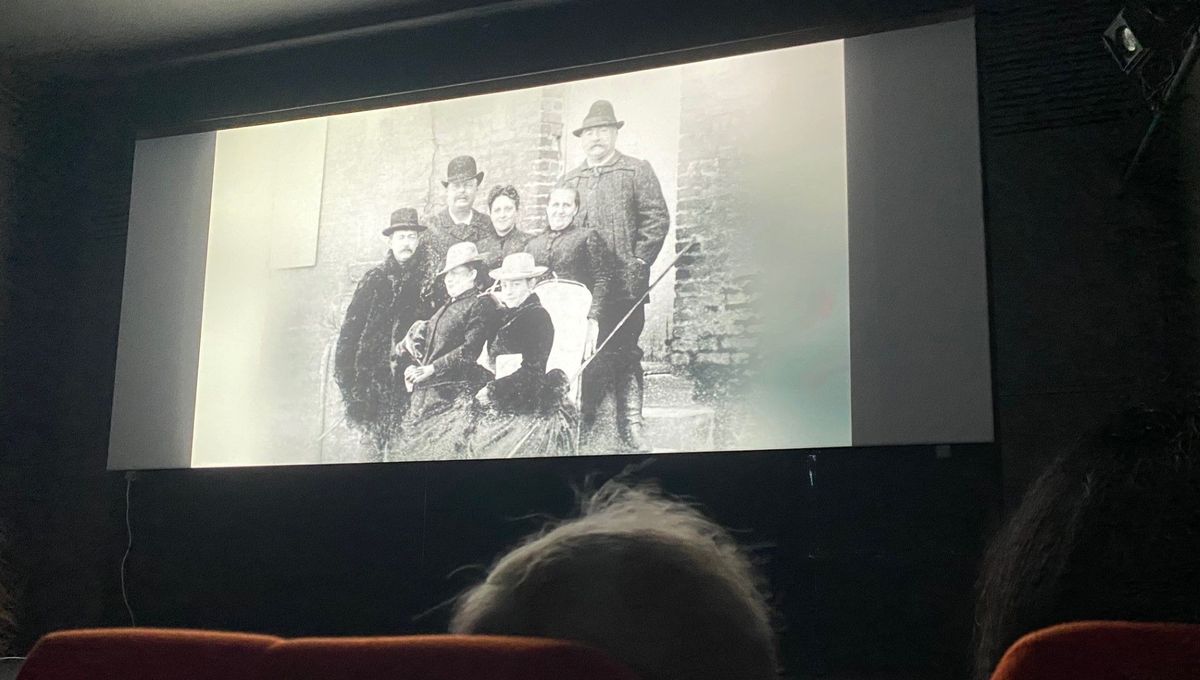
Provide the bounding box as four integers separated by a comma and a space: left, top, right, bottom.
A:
533, 278, 597, 406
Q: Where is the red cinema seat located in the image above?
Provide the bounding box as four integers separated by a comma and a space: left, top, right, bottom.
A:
991, 621, 1200, 680
257, 634, 641, 680
17, 628, 281, 680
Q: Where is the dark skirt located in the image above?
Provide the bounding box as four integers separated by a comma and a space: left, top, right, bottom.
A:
468, 401, 579, 458
390, 371, 580, 460
468, 369, 580, 458
388, 381, 476, 461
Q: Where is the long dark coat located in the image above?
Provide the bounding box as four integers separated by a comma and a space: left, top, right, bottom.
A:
523, 222, 613, 320
334, 249, 438, 439
485, 293, 554, 413
424, 207, 494, 270
560, 150, 670, 302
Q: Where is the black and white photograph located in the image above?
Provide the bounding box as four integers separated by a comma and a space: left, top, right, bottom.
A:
156, 38, 852, 466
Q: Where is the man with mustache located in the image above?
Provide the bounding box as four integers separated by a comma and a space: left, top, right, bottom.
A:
334, 208, 439, 454
560, 100, 670, 451
425, 155, 494, 275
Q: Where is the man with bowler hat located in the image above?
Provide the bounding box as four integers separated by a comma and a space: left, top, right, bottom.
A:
334, 208, 440, 453
425, 155, 494, 267
561, 100, 670, 451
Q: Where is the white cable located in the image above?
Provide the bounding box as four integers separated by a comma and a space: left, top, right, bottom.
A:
120, 473, 137, 627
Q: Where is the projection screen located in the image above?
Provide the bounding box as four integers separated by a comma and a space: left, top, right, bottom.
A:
109, 17, 991, 469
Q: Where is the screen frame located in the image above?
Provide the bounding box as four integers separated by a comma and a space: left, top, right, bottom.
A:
112, 4, 996, 470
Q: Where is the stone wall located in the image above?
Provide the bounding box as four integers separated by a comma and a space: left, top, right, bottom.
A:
670, 62, 757, 388
667, 46, 851, 450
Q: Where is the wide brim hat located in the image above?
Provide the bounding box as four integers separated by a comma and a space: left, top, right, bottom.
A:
382, 207, 427, 236
436, 241, 489, 276
572, 99, 625, 137
490, 252, 548, 281
441, 155, 485, 187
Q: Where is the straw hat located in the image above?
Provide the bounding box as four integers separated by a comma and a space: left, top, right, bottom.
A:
436, 241, 488, 276
489, 252, 548, 281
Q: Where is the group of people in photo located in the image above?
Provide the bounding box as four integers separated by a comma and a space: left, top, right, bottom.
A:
334, 99, 671, 459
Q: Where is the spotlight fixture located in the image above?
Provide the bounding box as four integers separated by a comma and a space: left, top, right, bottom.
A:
1104, 7, 1158, 73
1103, 2, 1200, 86
1104, 1, 1200, 181
1120, 26, 1141, 52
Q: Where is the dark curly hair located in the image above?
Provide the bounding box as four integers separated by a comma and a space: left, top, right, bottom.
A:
486, 184, 521, 211
972, 401, 1200, 679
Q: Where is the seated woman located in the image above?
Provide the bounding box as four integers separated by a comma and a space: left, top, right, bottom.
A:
391, 242, 500, 461
469, 252, 578, 458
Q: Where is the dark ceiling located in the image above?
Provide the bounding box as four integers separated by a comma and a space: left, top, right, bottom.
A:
0, 0, 517, 73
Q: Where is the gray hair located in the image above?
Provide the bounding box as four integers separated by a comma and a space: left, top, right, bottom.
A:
449, 481, 779, 680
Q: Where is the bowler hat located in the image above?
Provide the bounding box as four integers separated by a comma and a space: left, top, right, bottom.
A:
436, 241, 489, 276
382, 207, 427, 236
572, 100, 625, 137
489, 252, 548, 281
441, 155, 485, 187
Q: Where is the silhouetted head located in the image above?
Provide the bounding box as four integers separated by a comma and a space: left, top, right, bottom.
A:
451, 480, 779, 680
973, 401, 1200, 679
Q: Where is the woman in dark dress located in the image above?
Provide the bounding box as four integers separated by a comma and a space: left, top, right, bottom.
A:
478, 184, 534, 270
522, 185, 613, 323
390, 242, 500, 461
469, 252, 578, 457
522, 185, 617, 450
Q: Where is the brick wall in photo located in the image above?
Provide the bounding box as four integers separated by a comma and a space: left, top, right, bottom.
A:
670, 61, 757, 394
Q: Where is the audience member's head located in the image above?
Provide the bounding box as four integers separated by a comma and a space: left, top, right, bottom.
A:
450, 480, 779, 680
973, 402, 1200, 679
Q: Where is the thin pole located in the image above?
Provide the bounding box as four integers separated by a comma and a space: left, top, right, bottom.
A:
571, 240, 698, 382
1123, 25, 1200, 185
